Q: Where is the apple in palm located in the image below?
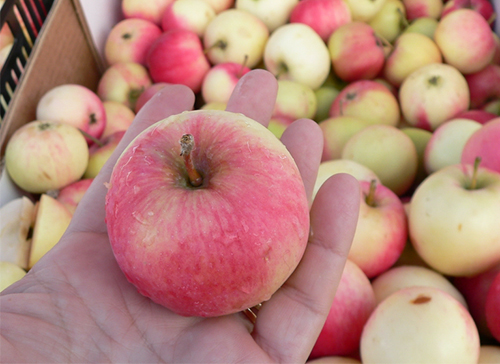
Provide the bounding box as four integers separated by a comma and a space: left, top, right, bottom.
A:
236, 0, 299, 32
105, 109, 310, 317
161, 0, 216, 37
201, 62, 251, 105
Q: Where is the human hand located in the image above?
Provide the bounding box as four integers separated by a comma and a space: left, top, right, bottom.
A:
0, 70, 360, 363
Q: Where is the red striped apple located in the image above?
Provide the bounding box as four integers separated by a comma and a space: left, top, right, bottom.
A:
105, 110, 310, 317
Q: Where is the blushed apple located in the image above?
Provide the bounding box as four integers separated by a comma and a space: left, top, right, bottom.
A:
203, 9, 269, 69
441, 0, 496, 26
329, 80, 401, 127
310, 259, 377, 359
236, 0, 299, 32
461, 117, 500, 174
319, 116, 370, 161
272, 79, 317, 121
465, 64, 500, 109
401, 127, 433, 187
134, 83, 168, 114
121, 0, 174, 26
201, 62, 251, 105
264, 23, 331, 90
104, 18, 162, 66
424, 118, 482, 174
97, 61, 152, 111
5, 121, 89, 194
289, 0, 352, 42
328, 22, 385, 83
434, 9, 495, 74
402, 0, 443, 20
343, 0, 387, 22
369, 0, 407, 43
102, 100, 135, 138
147, 30, 209, 94
485, 271, 500, 342
84, 131, 126, 179
57, 178, 94, 214
454, 109, 498, 125
36, 84, 107, 143
341, 124, 418, 196
399, 63, 470, 131
161, 0, 216, 37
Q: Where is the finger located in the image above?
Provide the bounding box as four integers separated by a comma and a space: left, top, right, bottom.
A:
68, 84, 195, 234
280, 118, 323, 206
252, 173, 360, 363
225, 69, 278, 127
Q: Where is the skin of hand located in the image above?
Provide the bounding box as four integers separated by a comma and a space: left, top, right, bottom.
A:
0, 69, 360, 363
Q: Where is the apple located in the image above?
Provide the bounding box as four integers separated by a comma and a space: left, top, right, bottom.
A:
434, 9, 495, 74
454, 109, 498, 125
56, 178, 94, 214
203, 9, 269, 69
272, 79, 317, 121
307, 357, 361, 364
401, 127, 433, 187
102, 100, 135, 138
371, 265, 468, 307
319, 116, 370, 161
105, 109, 310, 317
29, 194, 72, 268
314, 86, 340, 123
0, 196, 34, 270
36, 84, 107, 144
465, 64, 500, 109
402, 0, 443, 20
409, 161, 500, 277
200, 101, 227, 111
360, 286, 480, 363
341, 124, 418, 196
399, 63, 470, 131
289, 0, 352, 42
313, 159, 380, 200
134, 83, 168, 114
482, 99, 500, 115
478, 346, 500, 364
485, 271, 500, 342
403, 16, 439, 38
346, 180, 407, 278
329, 80, 400, 127
424, 118, 482, 174
201, 62, 251, 105
328, 22, 385, 83
97, 61, 152, 111
84, 131, 126, 179
492, 33, 500, 65
5, 121, 89, 194
369, 0, 407, 43
309, 259, 376, 359
263, 23, 331, 90
383, 32, 442, 87
441, 0, 496, 26
0, 261, 26, 292
161, 0, 216, 37
121, 0, 174, 26
267, 116, 294, 139
453, 264, 500, 339
236, 0, 299, 32
199, 0, 234, 13
461, 118, 500, 174
104, 18, 162, 66
343, 0, 387, 22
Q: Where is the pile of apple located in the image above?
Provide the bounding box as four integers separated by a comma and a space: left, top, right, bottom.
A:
1, 0, 500, 362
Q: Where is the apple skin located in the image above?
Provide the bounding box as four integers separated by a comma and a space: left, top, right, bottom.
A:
328, 22, 385, 83
409, 163, 500, 277
399, 63, 470, 131
461, 117, 500, 174
105, 110, 310, 317
403, 16, 439, 39
104, 18, 162, 66
360, 286, 480, 364
5, 121, 89, 194
236, 0, 299, 32
441, 0, 496, 27
309, 259, 377, 359
343, 0, 386, 22
36, 84, 107, 144
434, 9, 495, 74
319, 116, 370, 161
289, 0, 352, 42
100, 101, 135, 139
401, 127, 433, 188
267, 116, 294, 139
329, 80, 400, 127
201, 62, 251, 105
161, 0, 216, 37
347, 180, 408, 278
368, 0, 406, 43
454, 109, 498, 125
84, 131, 126, 179
147, 30, 210, 94
97, 62, 152, 111
56, 178, 94, 214
402, 0, 444, 20
264, 23, 331, 90
272, 79, 317, 121
199, 0, 234, 13
465, 64, 500, 109
121, 0, 174, 26
485, 271, 500, 342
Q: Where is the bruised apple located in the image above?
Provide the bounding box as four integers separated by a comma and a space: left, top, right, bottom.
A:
105, 110, 310, 317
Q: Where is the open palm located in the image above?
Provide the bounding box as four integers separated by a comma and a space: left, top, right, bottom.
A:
1, 70, 360, 363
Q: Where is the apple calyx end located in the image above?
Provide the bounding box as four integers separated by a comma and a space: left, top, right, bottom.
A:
180, 134, 203, 188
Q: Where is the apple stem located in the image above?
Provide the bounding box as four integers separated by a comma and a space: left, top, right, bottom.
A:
180, 134, 203, 187
79, 128, 104, 147
365, 179, 377, 207
469, 156, 482, 190
237, 55, 249, 78
397, 8, 410, 29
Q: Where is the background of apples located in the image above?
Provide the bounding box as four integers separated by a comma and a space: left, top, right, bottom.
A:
1, 0, 500, 362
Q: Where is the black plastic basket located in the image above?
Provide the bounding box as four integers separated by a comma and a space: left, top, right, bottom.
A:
0, 0, 55, 121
